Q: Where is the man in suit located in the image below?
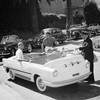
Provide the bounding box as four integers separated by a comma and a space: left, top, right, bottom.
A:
78, 31, 95, 83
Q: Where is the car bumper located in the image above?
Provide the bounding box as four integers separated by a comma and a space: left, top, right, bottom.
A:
0, 52, 10, 58
43, 72, 91, 88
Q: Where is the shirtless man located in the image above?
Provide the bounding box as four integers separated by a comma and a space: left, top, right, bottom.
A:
41, 32, 59, 53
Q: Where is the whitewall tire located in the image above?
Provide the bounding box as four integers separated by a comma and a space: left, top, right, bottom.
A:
36, 77, 47, 92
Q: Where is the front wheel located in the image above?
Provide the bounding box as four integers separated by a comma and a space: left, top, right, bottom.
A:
36, 77, 47, 92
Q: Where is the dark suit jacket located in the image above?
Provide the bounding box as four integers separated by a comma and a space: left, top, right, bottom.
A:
79, 36, 94, 61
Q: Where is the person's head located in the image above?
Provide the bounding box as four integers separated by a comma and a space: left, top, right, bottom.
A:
81, 31, 89, 39
46, 32, 51, 38
18, 42, 24, 50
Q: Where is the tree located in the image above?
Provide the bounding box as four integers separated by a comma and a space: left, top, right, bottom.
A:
84, 1, 99, 25
66, 0, 73, 37
73, 11, 84, 24
13, 0, 50, 34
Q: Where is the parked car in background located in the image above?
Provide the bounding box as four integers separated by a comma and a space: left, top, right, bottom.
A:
68, 24, 88, 39
0, 35, 35, 61
87, 23, 100, 36
34, 28, 67, 47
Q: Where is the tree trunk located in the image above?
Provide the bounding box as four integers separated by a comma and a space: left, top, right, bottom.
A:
29, 0, 39, 34
66, 0, 73, 37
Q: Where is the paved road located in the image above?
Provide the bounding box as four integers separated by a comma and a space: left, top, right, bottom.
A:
0, 37, 100, 100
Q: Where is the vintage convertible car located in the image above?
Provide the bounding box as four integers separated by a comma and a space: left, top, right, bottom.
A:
2, 45, 92, 92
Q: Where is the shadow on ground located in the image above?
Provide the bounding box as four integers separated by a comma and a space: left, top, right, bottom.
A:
9, 78, 100, 100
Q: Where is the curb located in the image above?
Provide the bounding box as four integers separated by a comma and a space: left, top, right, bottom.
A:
0, 82, 25, 100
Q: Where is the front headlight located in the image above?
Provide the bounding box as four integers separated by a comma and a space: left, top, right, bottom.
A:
86, 60, 90, 68
72, 31, 75, 35
52, 70, 58, 77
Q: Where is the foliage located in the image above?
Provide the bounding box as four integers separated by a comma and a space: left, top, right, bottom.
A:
38, 13, 66, 30
73, 13, 84, 24
84, 1, 99, 25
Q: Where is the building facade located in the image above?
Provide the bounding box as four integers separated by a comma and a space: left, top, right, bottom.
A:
40, 0, 90, 15
40, 0, 96, 15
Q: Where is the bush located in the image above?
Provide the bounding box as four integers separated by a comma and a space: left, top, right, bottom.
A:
39, 13, 66, 30
84, 1, 99, 25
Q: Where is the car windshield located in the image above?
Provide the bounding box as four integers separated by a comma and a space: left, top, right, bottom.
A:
41, 29, 50, 36
52, 29, 62, 34
41, 28, 62, 35
1, 35, 19, 44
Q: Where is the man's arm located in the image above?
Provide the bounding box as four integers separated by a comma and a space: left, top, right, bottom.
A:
17, 57, 29, 62
17, 57, 28, 62
53, 37, 59, 45
79, 40, 92, 51
55, 41, 59, 45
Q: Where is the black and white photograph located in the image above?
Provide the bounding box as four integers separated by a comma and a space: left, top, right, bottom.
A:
0, 0, 100, 100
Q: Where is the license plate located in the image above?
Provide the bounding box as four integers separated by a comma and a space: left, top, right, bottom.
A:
72, 73, 79, 77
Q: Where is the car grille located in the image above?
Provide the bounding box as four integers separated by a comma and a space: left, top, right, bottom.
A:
0, 48, 10, 56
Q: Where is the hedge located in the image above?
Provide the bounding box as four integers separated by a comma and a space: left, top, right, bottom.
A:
39, 13, 66, 30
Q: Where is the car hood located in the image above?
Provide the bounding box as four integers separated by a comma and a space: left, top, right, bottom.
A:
0, 42, 16, 48
69, 27, 81, 31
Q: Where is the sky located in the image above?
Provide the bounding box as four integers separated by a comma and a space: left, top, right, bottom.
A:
95, 0, 100, 8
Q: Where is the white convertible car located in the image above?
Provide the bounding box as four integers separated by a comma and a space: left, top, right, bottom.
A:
3, 45, 93, 92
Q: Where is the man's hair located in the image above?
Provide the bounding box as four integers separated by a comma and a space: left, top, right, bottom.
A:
18, 42, 23, 46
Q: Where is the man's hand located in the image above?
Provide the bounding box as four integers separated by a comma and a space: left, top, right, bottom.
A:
42, 52, 46, 55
